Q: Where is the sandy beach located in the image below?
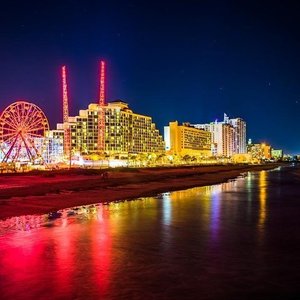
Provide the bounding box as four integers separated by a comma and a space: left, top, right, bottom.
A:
0, 164, 280, 220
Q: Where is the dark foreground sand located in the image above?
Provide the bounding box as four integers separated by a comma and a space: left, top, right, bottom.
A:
0, 164, 280, 220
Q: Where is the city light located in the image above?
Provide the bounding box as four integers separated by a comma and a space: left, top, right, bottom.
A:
0, 63, 285, 171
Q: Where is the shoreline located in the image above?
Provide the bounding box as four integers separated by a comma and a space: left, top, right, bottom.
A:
0, 164, 281, 220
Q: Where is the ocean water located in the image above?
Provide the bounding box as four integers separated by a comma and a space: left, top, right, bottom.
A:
0, 166, 300, 299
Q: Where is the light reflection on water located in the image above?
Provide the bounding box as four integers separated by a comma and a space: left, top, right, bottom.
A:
0, 167, 300, 299
258, 170, 267, 229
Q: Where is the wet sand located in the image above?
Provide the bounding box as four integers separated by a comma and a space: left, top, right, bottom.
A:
0, 164, 280, 220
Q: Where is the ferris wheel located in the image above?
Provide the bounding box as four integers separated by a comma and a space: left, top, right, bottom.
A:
0, 101, 49, 163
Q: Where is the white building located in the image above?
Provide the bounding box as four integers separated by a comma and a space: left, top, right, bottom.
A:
225, 114, 247, 154
192, 113, 246, 157
43, 129, 64, 163
164, 126, 171, 151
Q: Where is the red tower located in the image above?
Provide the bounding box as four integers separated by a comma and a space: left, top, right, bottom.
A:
62, 66, 70, 156
98, 60, 106, 152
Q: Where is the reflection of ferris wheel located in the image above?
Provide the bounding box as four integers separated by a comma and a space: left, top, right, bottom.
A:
0, 101, 49, 163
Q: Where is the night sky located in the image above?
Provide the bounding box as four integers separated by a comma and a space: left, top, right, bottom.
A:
0, 0, 300, 153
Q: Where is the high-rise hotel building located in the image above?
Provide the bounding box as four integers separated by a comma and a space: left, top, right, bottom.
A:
193, 121, 234, 157
192, 114, 246, 157
164, 121, 211, 157
225, 114, 247, 154
57, 100, 164, 156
